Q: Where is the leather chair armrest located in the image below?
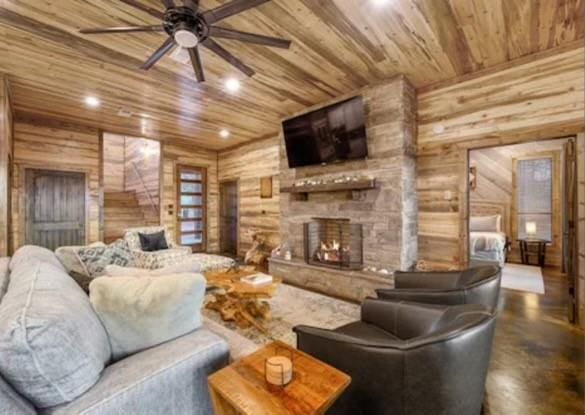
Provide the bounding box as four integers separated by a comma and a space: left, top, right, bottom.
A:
394, 271, 462, 289
376, 288, 466, 306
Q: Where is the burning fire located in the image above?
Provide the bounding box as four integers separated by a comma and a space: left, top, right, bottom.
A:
315, 239, 350, 263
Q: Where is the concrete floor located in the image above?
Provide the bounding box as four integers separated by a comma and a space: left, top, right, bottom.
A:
484, 268, 584, 414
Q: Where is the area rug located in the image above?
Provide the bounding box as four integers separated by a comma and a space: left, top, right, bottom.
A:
202, 283, 360, 356
501, 263, 545, 294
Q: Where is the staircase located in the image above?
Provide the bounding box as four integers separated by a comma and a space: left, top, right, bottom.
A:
104, 191, 159, 243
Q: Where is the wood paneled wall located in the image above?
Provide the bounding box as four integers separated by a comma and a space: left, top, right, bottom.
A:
11, 117, 101, 250
470, 140, 568, 267
124, 136, 160, 220
0, 76, 13, 256
218, 137, 280, 257
162, 143, 218, 252
103, 133, 125, 192
577, 133, 585, 328
417, 46, 585, 270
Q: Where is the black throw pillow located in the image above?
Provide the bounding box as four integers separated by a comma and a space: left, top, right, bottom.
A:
138, 231, 169, 252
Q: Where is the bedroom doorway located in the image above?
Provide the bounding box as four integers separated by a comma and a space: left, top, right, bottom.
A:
467, 137, 576, 307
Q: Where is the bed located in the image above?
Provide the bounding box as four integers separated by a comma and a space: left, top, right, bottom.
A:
469, 214, 508, 267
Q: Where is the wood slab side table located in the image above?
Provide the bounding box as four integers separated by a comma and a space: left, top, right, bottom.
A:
208, 341, 350, 415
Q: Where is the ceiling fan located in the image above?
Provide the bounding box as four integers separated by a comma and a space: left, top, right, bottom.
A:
80, 0, 291, 82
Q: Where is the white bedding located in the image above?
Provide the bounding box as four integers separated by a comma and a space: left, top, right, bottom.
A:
470, 231, 506, 252
470, 231, 507, 266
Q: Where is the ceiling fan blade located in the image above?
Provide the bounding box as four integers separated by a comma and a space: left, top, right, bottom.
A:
80, 25, 164, 34
119, 0, 165, 20
188, 47, 205, 82
202, 0, 270, 24
209, 26, 290, 49
161, 0, 175, 8
202, 38, 255, 77
140, 37, 175, 70
184, 0, 199, 11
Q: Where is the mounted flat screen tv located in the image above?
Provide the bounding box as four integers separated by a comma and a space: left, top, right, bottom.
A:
282, 96, 368, 168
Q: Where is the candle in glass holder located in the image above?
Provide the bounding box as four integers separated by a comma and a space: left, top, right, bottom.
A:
265, 356, 293, 386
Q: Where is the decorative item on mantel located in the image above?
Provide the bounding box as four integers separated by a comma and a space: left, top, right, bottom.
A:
280, 174, 376, 200
363, 265, 392, 276
273, 241, 293, 261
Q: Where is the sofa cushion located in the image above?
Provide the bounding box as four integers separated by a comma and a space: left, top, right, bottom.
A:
0, 257, 10, 303
0, 246, 111, 408
89, 273, 206, 360
124, 226, 175, 251
104, 261, 202, 277
55, 242, 106, 276
76, 239, 134, 277
139, 230, 169, 252
0, 374, 36, 415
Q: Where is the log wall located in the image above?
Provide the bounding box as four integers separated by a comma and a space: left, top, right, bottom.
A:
0, 76, 13, 256
218, 137, 280, 257
11, 116, 101, 250
417, 46, 585, 270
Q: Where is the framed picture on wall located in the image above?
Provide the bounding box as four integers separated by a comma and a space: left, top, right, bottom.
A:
260, 176, 273, 198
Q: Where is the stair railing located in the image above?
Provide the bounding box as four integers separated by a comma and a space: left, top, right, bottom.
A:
131, 161, 160, 217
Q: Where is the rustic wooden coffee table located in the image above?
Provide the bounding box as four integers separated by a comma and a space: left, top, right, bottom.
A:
208, 341, 351, 415
204, 267, 282, 333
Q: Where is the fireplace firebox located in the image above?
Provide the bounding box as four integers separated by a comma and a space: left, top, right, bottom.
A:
304, 218, 363, 270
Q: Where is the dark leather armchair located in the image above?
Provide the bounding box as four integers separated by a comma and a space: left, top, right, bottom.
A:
376, 265, 501, 312
294, 299, 496, 415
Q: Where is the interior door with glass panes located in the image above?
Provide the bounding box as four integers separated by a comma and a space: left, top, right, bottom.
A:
177, 165, 206, 252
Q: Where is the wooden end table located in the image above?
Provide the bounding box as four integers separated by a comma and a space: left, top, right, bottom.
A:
208, 341, 351, 415
518, 238, 550, 267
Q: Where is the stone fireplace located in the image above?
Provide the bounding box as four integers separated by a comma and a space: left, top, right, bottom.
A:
304, 218, 363, 270
269, 76, 417, 302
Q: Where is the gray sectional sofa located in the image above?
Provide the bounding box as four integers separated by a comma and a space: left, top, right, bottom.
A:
0, 246, 230, 415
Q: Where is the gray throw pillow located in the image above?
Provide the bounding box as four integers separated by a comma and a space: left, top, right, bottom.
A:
0, 246, 111, 408
89, 273, 206, 360
77, 239, 134, 277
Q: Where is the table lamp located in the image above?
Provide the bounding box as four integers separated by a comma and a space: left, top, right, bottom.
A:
525, 221, 537, 238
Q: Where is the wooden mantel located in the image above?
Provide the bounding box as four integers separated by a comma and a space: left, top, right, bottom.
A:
280, 178, 376, 196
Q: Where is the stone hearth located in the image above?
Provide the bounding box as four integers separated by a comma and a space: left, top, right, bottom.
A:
270, 76, 417, 300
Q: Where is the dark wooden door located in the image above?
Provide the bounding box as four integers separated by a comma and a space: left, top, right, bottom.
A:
177, 165, 206, 252
220, 180, 238, 255
25, 169, 86, 250
563, 139, 578, 323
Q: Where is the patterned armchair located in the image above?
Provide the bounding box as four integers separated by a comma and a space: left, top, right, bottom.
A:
123, 226, 192, 269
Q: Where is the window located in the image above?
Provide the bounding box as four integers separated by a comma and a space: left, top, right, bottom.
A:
516, 157, 553, 241
177, 166, 206, 251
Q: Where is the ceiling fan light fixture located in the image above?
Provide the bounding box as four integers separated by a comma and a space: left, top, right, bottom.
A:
174, 29, 199, 48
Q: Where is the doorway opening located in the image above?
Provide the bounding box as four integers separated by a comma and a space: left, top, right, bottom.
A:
467, 137, 577, 320
102, 133, 161, 242
219, 180, 239, 256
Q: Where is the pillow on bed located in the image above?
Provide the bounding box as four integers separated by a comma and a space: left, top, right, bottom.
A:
470, 215, 501, 232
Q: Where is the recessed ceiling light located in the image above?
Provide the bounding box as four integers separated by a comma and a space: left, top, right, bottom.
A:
372, 0, 390, 5
219, 129, 230, 139
84, 96, 100, 108
225, 78, 240, 93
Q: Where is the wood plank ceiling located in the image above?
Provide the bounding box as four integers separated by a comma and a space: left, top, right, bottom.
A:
0, 0, 583, 150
